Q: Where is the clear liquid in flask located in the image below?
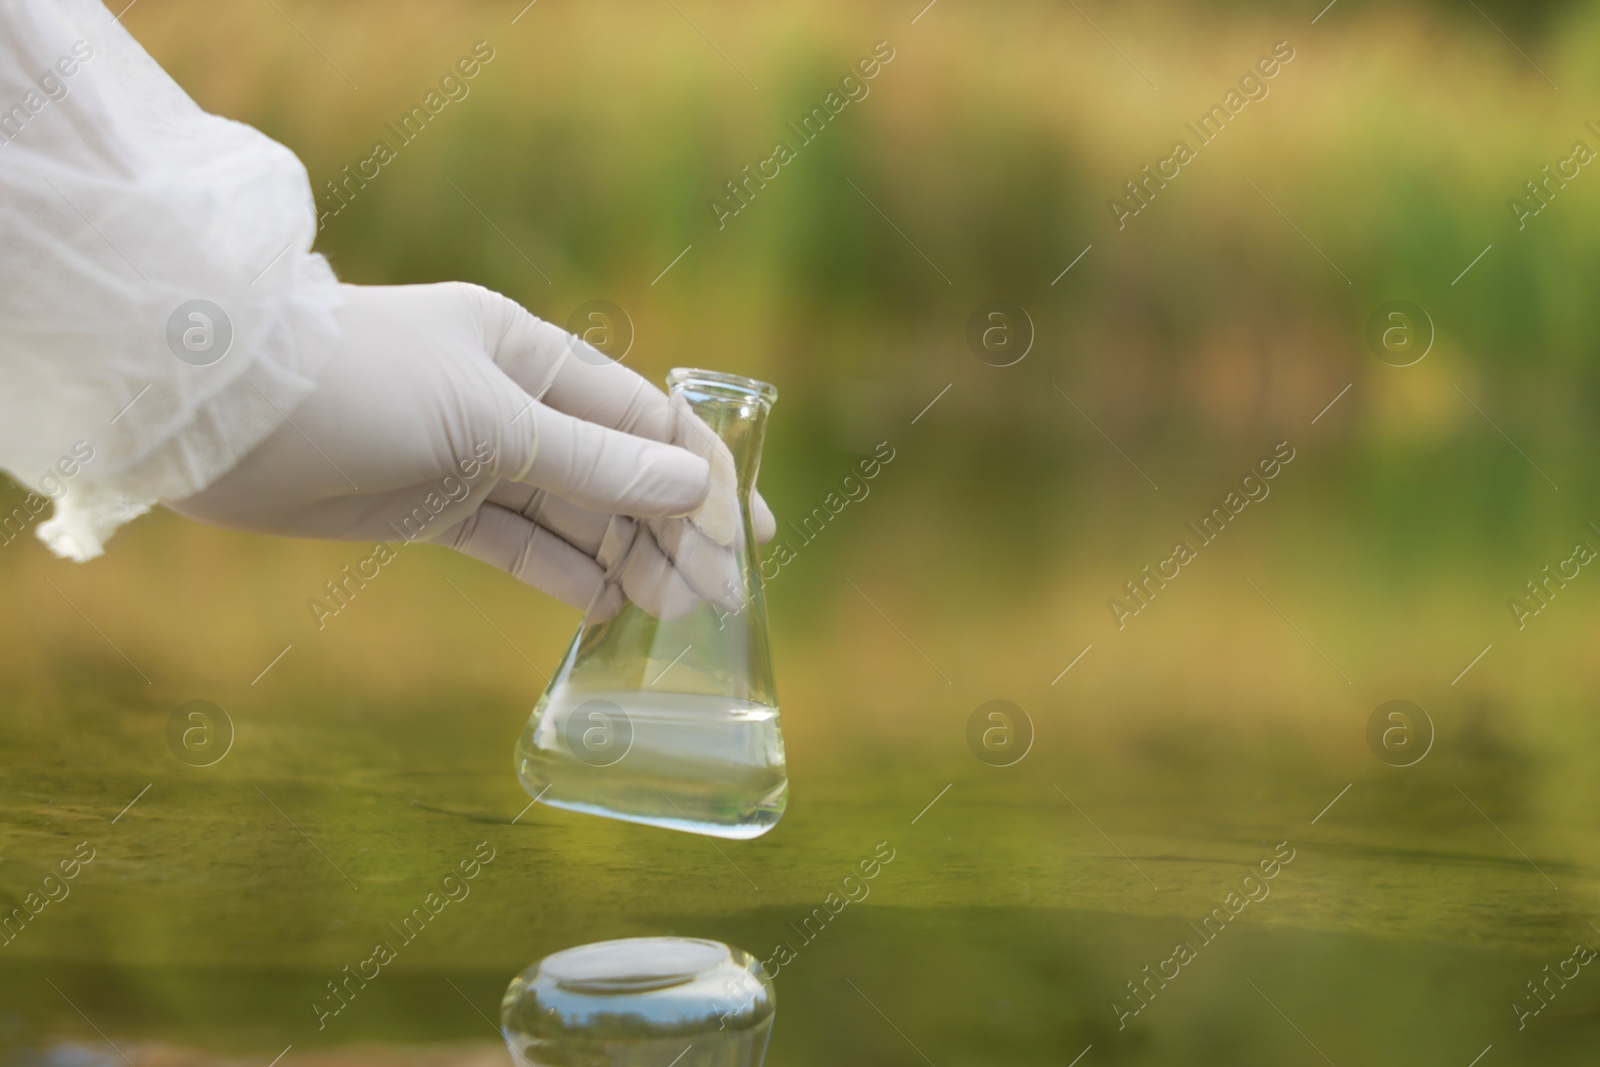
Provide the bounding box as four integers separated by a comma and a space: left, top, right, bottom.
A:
517, 689, 785, 838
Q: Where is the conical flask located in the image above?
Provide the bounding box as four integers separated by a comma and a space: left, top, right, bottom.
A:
501, 936, 776, 1067
516, 369, 784, 839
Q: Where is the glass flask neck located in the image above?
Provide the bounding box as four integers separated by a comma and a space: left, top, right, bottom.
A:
666, 368, 776, 494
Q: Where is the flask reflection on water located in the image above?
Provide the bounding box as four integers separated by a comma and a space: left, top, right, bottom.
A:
517, 369, 785, 839
501, 936, 776, 1067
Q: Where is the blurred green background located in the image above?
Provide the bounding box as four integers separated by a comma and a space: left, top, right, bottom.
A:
5, 0, 1600, 1063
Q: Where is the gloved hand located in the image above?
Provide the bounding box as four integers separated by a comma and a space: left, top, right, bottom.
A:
167, 282, 776, 615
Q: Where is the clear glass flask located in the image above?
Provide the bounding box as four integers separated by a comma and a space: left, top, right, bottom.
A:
501, 936, 776, 1067
516, 369, 784, 839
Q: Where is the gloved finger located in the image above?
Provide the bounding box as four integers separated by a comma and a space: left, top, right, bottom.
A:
598, 517, 702, 621
521, 391, 776, 543
488, 481, 743, 613
441, 502, 618, 615
491, 468, 775, 555
658, 399, 752, 607
486, 482, 610, 555
649, 514, 744, 612
469, 288, 780, 539
753, 491, 776, 545
660, 391, 778, 546
480, 374, 711, 519
670, 397, 741, 547
478, 483, 702, 620
472, 286, 679, 441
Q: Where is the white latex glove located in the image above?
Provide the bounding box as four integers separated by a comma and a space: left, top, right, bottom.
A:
167, 282, 776, 615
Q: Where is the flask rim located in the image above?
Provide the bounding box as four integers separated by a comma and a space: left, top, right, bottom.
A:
666, 367, 778, 406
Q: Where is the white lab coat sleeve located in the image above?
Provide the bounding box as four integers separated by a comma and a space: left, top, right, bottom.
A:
0, 0, 345, 560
